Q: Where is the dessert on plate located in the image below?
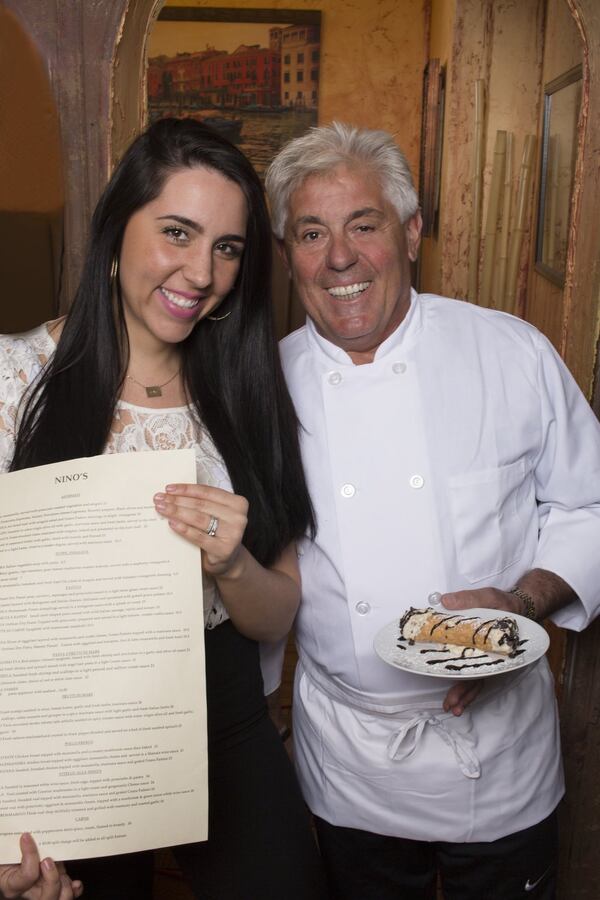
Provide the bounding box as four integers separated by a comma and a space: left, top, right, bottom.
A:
398, 607, 521, 657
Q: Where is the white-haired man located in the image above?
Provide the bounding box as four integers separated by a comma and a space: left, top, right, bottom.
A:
263, 122, 600, 899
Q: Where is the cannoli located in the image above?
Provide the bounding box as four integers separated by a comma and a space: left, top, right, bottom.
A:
398, 607, 520, 657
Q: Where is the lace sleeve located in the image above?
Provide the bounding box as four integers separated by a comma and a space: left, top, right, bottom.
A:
0, 333, 46, 473
0, 343, 19, 472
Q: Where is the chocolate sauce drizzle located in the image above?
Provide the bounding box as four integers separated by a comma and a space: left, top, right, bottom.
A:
396, 627, 530, 673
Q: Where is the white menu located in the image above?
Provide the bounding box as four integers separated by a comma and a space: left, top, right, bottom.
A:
0, 449, 207, 861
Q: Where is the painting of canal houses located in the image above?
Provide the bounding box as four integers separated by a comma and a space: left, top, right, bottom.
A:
147, 6, 321, 178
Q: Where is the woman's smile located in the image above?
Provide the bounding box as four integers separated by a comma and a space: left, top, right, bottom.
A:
158, 286, 203, 319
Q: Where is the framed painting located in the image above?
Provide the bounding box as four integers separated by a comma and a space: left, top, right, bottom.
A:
147, 5, 321, 178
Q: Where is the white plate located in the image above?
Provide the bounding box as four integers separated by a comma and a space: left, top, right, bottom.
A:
373, 608, 550, 679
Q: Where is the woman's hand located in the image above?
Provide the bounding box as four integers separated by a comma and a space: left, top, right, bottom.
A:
154, 483, 301, 640
153, 483, 248, 577
0, 833, 83, 900
154, 484, 301, 640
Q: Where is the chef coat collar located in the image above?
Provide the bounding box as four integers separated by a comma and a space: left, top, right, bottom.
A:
305, 287, 423, 366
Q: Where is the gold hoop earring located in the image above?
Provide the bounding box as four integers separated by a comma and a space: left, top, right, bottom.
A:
110, 257, 119, 284
207, 310, 232, 321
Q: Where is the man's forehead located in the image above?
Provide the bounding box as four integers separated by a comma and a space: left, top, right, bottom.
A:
291, 163, 381, 198
287, 165, 394, 227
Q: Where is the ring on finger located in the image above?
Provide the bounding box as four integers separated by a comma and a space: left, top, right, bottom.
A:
206, 515, 219, 537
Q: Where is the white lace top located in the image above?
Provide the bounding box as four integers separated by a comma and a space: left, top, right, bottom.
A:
0, 324, 230, 629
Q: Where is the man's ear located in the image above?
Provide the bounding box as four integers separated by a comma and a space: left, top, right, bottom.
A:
275, 238, 291, 272
406, 212, 423, 262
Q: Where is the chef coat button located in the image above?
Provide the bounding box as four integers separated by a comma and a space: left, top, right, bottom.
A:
328, 371, 342, 385
392, 362, 407, 374
341, 483, 356, 498
409, 474, 425, 489
355, 601, 371, 615
428, 591, 442, 607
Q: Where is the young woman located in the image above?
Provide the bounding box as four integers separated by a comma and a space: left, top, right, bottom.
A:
0, 118, 325, 900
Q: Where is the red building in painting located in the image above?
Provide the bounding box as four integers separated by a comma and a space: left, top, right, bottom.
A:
147, 49, 224, 104
148, 39, 281, 108
201, 43, 281, 107
148, 23, 319, 111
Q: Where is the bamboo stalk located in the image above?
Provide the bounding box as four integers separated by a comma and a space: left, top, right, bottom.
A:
467, 80, 485, 302
505, 135, 536, 315
496, 132, 513, 310
480, 130, 506, 308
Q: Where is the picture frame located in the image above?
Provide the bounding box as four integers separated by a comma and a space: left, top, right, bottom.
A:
147, 6, 321, 179
535, 63, 583, 287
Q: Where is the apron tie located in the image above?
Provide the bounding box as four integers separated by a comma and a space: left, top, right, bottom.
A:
387, 712, 481, 779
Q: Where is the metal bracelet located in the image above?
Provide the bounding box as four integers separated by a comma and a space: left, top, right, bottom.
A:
510, 587, 537, 621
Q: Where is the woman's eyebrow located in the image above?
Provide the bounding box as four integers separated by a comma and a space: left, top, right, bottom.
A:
157, 214, 202, 231
157, 215, 245, 243
218, 233, 247, 243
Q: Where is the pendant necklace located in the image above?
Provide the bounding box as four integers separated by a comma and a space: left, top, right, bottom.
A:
126, 368, 180, 398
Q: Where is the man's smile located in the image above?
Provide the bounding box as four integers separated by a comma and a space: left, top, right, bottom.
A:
326, 281, 371, 299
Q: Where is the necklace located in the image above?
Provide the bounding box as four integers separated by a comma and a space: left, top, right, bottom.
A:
125, 368, 180, 398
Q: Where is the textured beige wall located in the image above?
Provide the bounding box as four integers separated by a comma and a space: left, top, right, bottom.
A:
0, 7, 63, 332
0, 7, 63, 213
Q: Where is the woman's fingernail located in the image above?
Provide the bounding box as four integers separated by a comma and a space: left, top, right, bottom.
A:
42, 858, 56, 873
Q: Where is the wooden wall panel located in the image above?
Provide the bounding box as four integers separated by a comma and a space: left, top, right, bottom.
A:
556, 2, 600, 895
419, 0, 545, 305
561, 0, 600, 395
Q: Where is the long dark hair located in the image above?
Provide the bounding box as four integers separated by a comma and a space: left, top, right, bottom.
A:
11, 117, 314, 565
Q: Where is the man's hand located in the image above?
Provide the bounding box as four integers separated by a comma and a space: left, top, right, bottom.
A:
443, 679, 483, 717
441, 568, 577, 622
0, 833, 83, 900
441, 586, 521, 616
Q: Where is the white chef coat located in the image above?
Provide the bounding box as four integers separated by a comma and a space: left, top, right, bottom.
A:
276, 290, 600, 843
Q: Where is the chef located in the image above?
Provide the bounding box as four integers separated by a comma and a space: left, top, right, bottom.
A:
263, 122, 600, 900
